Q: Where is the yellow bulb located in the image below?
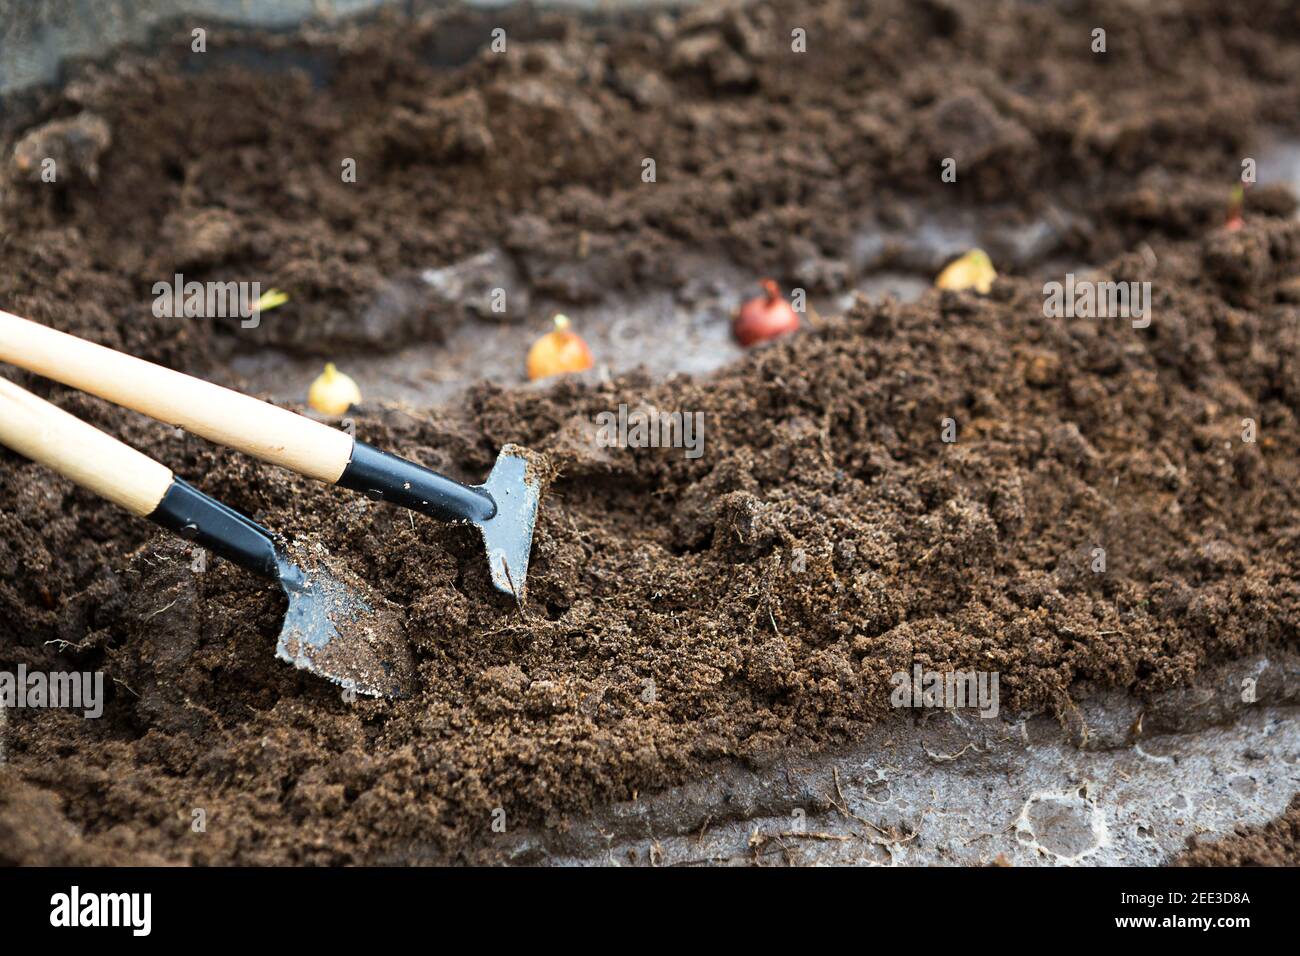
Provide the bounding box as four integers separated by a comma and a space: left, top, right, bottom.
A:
935, 249, 997, 294
307, 362, 361, 416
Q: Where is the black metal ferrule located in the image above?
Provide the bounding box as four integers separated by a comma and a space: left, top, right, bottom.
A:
149, 478, 285, 581
337, 441, 497, 524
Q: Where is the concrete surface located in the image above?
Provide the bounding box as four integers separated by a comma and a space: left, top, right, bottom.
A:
488, 652, 1298, 865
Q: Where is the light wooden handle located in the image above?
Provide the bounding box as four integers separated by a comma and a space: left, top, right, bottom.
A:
0, 376, 175, 516
0, 310, 354, 483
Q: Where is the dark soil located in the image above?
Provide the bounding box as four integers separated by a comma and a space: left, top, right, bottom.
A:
1, 0, 1299, 864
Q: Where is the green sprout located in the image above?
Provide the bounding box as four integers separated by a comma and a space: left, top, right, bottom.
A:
254, 289, 290, 313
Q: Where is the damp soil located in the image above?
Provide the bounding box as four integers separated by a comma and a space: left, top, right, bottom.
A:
1, 0, 1300, 865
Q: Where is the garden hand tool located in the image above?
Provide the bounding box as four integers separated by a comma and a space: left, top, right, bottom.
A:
0, 310, 542, 599
0, 374, 415, 698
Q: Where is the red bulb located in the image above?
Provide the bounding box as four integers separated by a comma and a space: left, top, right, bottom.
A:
733, 279, 799, 347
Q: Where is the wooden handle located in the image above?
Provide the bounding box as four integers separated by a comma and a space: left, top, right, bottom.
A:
0, 376, 174, 516
0, 310, 355, 484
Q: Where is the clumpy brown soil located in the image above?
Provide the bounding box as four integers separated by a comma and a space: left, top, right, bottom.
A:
1, 0, 1299, 864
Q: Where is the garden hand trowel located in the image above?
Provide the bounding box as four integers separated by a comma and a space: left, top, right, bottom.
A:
0, 375, 415, 697
0, 309, 542, 599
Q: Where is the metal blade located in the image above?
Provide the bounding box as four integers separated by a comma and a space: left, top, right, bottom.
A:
474, 443, 542, 601
273, 554, 415, 699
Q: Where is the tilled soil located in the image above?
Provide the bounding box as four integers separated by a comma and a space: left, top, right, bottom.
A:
0, 0, 1298, 864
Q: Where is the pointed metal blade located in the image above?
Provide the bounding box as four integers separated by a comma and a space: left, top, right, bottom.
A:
474, 444, 542, 601
274, 555, 415, 699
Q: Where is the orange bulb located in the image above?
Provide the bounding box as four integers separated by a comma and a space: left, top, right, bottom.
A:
526, 315, 593, 381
